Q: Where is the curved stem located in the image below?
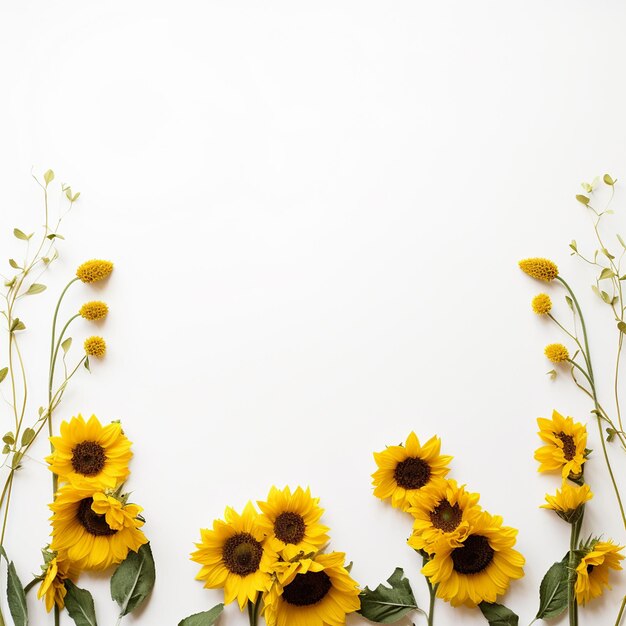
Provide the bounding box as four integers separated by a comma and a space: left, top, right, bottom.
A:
23, 577, 42, 594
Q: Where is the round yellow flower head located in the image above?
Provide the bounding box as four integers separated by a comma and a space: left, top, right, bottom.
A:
519, 258, 559, 282
545, 343, 569, 363
575, 539, 624, 605
76, 260, 114, 283
79, 301, 109, 321
84, 336, 106, 358
532, 293, 552, 315
541, 482, 592, 523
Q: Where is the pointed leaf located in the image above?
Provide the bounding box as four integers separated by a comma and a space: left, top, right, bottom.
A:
178, 605, 224, 626
618, 322, 626, 334
13, 229, 30, 241
604, 174, 615, 186
111, 543, 156, 616
536, 557, 569, 619
64, 581, 97, 626
61, 338, 72, 353
7, 560, 28, 626
358, 568, 419, 623
0, 368, 7, 384
479, 602, 519, 625
20, 428, 35, 447
25, 283, 46, 296
8, 259, 19, 269
43, 170, 55, 185
599, 268, 615, 280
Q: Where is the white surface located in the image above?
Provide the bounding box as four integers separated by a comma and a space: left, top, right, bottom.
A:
0, 1, 625, 624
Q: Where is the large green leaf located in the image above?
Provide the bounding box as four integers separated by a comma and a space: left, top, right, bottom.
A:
536, 556, 569, 619
64, 581, 97, 626
6, 561, 27, 626
358, 568, 419, 623
479, 602, 519, 625
178, 604, 224, 626
111, 543, 156, 617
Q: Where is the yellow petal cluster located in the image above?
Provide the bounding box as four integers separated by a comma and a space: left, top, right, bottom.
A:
575, 540, 624, 605
532, 293, 552, 315
519, 257, 559, 281
76, 259, 114, 283
84, 336, 106, 357
79, 301, 109, 321
544, 343, 569, 363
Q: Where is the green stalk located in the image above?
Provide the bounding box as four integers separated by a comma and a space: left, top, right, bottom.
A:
422, 553, 436, 626
567, 506, 584, 626
54, 604, 60, 626
615, 596, 625, 626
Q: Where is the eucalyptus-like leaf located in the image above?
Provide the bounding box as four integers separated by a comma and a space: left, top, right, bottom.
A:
10, 451, 23, 469
0, 368, 7, 384
599, 268, 615, 280
111, 543, 156, 617
358, 568, 419, 623
46, 233, 64, 240
565, 295, 573, 310
569, 240, 577, 252
10, 319, 25, 332
178, 605, 224, 626
25, 283, 46, 295
20, 428, 35, 447
618, 234, 626, 250
8, 259, 19, 269
64, 581, 97, 626
43, 169, 55, 185
2, 433, 14, 445
61, 338, 72, 353
601, 290, 612, 304
576, 194, 590, 205
478, 602, 519, 625
13, 228, 30, 241
7, 560, 28, 626
604, 174, 615, 186
536, 557, 569, 619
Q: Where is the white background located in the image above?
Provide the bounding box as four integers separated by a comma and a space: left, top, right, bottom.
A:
0, 1, 625, 625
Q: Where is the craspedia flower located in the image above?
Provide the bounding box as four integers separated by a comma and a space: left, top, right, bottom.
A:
535, 410, 587, 478
37, 555, 77, 612
421, 509, 525, 608
545, 343, 569, 363
372, 433, 453, 512
574, 540, 624, 605
541, 482, 592, 523
191, 502, 277, 609
47, 414, 132, 489
407, 478, 481, 554
79, 301, 109, 321
76, 260, 114, 283
257, 486, 330, 557
532, 293, 552, 315
84, 336, 106, 358
519, 258, 559, 281
263, 552, 360, 626
50, 486, 147, 570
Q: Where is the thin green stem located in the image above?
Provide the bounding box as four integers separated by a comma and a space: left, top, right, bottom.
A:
615, 596, 626, 626
567, 509, 584, 626
23, 577, 42, 594
54, 604, 60, 626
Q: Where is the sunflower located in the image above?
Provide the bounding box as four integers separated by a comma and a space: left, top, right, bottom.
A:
50, 485, 147, 570
257, 486, 330, 557
422, 509, 525, 607
534, 410, 587, 478
191, 502, 276, 609
264, 551, 360, 626
407, 478, 481, 553
47, 414, 132, 489
541, 482, 592, 523
372, 433, 452, 512
574, 540, 624, 605
37, 555, 77, 612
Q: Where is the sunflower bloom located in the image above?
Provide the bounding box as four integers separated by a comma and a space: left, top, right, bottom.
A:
544, 343, 569, 363
541, 482, 592, 523
191, 502, 276, 609
263, 551, 360, 626
372, 433, 453, 512
519, 258, 559, 282
37, 557, 77, 612
574, 540, 624, 605
84, 336, 106, 357
50, 485, 147, 570
532, 294, 552, 315
534, 410, 587, 478
79, 301, 109, 321
421, 509, 525, 608
257, 486, 330, 557
407, 478, 481, 554
47, 414, 132, 489
76, 260, 114, 283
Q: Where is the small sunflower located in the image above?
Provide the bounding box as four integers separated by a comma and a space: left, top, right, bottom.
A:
264, 551, 360, 626
541, 482, 592, 523
574, 540, 624, 605
79, 301, 109, 321
47, 414, 132, 489
532, 294, 552, 315
519, 258, 559, 282
84, 336, 106, 357
422, 509, 525, 608
76, 260, 114, 283
191, 502, 276, 609
545, 343, 569, 363
50, 485, 147, 571
37, 555, 77, 612
534, 410, 587, 478
372, 433, 453, 512
407, 478, 481, 553
257, 486, 330, 557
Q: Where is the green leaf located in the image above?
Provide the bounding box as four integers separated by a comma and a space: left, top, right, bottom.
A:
479, 602, 519, 625
536, 557, 569, 619
13, 228, 31, 241
10, 319, 25, 332
8, 259, 19, 269
617, 234, 626, 250
576, 194, 590, 205
601, 290, 612, 304
618, 322, 626, 334
61, 338, 72, 353
111, 543, 156, 617
65, 581, 97, 626
7, 560, 28, 626
2, 433, 14, 445
20, 428, 35, 447
565, 295, 573, 310
569, 240, 577, 252
25, 283, 46, 295
604, 174, 615, 186
0, 368, 7, 384
84, 357, 90, 372
46, 233, 65, 240
178, 605, 224, 626
10, 451, 23, 469
43, 169, 55, 185
358, 568, 419, 623
599, 268, 615, 280
602, 247, 615, 260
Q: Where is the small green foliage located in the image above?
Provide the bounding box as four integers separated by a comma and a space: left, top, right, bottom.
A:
12, 228, 31, 241
43, 169, 55, 186
8, 259, 19, 269
0, 368, 7, 383
479, 602, 519, 625
576, 194, 590, 205
2, 433, 14, 445
547, 369, 557, 380
64, 581, 98, 626
25, 283, 46, 295
20, 428, 35, 447
599, 268, 615, 280
61, 338, 72, 353
604, 173, 615, 186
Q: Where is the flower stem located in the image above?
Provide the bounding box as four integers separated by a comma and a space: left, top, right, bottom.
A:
567, 507, 584, 626
421, 553, 436, 626
616, 596, 626, 626
54, 604, 60, 626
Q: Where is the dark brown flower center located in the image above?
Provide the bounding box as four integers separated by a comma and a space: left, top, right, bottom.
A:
77, 498, 118, 536
394, 457, 431, 489
430, 499, 462, 532
587, 564, 595, 574
222, 533, 263, 576
274, 512, 306, 545
555, 432, 576, 461
282, 570, 332, 606
451, 535, 494, 574
71, 441, 106, 476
